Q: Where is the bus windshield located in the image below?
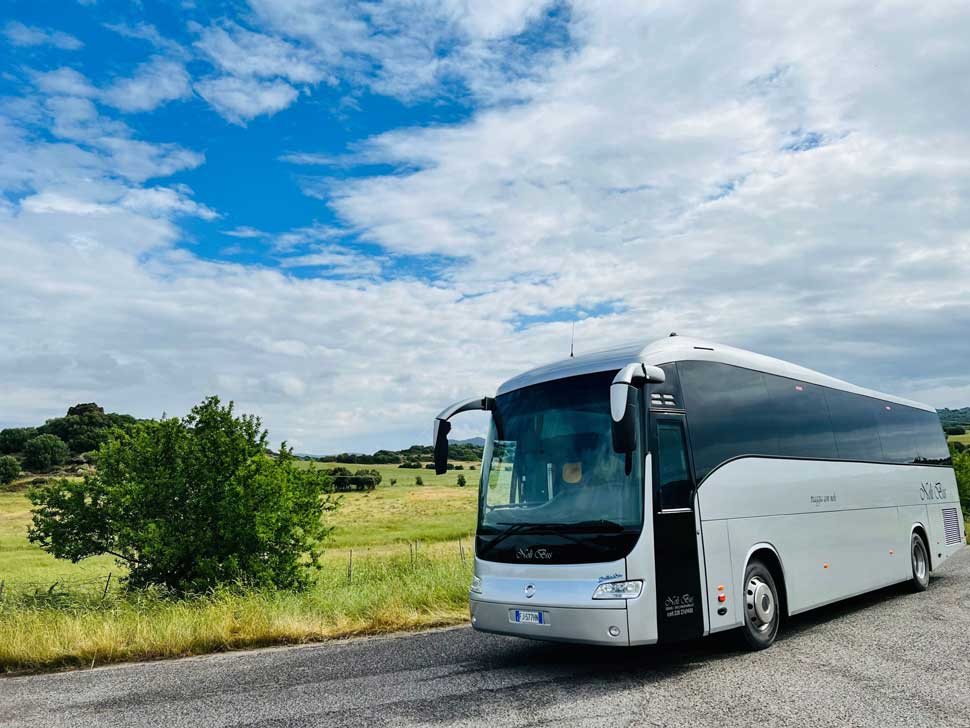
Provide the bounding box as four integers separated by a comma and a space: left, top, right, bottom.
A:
478, 372, 643, 542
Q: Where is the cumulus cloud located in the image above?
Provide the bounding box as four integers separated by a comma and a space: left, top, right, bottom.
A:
100, 57, 192, 112
3, 21, 83, 50
194, 75, 298, 124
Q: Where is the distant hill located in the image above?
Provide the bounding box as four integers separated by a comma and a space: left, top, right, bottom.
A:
453, 436, 486, 447
938, 408, 970, 428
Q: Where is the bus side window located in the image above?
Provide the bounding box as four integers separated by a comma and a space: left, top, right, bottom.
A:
657, 422, 692, 510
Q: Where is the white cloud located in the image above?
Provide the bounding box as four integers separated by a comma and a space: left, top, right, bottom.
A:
3, 21, 83, 50
100, 57, 192, 112
193, 22, 329, 84
31, 67, 97, 97
194, 75, 298, 124
2, 0, 970, 455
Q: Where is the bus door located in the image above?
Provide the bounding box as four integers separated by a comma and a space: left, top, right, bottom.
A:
650, 413, 704, 642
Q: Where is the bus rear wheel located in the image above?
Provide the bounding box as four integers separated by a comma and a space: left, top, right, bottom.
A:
740, 560, 780, 650
910, 532, 929, 592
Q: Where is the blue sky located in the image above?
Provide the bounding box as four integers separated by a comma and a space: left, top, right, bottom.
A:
1, 1, 969, 453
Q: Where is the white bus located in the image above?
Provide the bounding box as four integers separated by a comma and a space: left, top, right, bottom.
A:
433, 336, 964, 649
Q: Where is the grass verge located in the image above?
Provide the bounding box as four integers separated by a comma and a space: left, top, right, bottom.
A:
1, 540, 472, 674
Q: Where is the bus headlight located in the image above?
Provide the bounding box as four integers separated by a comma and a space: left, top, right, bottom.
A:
470, 575, 483, 594
592, 580, 643, 599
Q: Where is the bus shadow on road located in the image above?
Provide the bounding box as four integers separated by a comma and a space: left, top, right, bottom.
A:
479, 575, 945, 679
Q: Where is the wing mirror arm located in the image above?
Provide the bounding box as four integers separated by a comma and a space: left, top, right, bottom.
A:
611, 363, 665, 453
433, 396, 495, 475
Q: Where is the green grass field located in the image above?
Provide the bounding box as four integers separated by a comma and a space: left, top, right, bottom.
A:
0, 463, 479, 673
949, 433, 970, 446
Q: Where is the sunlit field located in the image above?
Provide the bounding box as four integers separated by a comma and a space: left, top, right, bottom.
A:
0, 463, 479, 673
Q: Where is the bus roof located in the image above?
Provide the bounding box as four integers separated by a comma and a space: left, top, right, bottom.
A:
495, 335, 935, 412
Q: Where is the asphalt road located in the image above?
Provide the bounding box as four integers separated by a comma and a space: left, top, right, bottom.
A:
3, 548, 969, 728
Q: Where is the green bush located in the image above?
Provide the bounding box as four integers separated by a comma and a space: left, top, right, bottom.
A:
457, 474, 467, 487
0, 427, 37, 454
415, 476, 424, 486
28, 396, 339, 593
954, 450, 970, 519
23, 434, 69, 472
0, 455, 20, 484
945, 425, 966, 436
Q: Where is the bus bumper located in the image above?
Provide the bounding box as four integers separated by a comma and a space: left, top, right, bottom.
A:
469, 598, 630, 646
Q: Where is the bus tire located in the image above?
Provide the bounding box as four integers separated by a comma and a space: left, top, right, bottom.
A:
910, 531, 930, 592
740, 559, 780, 650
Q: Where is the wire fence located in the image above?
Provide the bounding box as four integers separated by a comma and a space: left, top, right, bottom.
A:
0, 537, 475, 602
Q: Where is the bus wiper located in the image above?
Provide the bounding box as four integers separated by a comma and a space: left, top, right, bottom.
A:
477, 520, 626, 558
477, 522, 535, 557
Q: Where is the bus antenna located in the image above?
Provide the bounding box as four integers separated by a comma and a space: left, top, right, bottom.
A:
570, 321, 576, 358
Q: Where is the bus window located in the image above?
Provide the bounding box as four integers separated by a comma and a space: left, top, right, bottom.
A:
824, 389, 885, 461
677, 361, 779, 480
656, 421, 692, 510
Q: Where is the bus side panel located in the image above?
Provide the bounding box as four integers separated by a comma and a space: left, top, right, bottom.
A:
700, 458, 961, 616
700, 519, 740, 632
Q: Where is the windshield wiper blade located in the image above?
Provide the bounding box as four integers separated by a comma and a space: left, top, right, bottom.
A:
476, 522, 535, 557
477, 520, 627, 558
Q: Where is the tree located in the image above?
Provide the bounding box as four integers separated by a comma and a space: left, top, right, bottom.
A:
23, 434, 69, 472
0, 455, 20, 485
954, 449, 970, 520
945, 426, 967, 436
28, 396, 338, 592
39, 410, 137, 454
457, 474, 467, 487
0, 427, 37, 454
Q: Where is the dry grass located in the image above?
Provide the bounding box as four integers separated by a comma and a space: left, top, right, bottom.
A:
0, 540, 472, 673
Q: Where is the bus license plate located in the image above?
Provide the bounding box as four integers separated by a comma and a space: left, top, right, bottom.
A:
512, 609, 545, 625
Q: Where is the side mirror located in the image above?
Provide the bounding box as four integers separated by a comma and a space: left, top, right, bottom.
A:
433, 418, 452, 475
433, 396, 495, 474
611, 383, 639, 453
610, 363, 665, 454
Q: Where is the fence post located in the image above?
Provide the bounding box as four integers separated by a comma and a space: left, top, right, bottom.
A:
458, 539, 465, 565
347, 549, 353, 584
101, 572, 112, 600
0, 579, 4, 601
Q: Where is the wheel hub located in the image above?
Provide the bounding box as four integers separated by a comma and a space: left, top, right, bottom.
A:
746, 576, 775, 632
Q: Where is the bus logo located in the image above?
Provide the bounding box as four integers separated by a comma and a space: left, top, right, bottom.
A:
515, 547, 553, 561
920, 482, 947, 501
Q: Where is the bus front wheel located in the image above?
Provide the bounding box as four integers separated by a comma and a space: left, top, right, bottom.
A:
740, 560, 780, 650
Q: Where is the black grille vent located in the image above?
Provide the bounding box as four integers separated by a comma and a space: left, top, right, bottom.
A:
650, 393, 678, 408
942, 507, 962, 545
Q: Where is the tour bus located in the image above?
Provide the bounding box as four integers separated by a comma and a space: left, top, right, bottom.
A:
433, 336, 964, 649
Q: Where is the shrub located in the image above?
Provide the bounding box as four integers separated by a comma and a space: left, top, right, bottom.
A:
945, 426, 967, 436
0, 455, 20, 484
954, 450, 970, 520
28, 396, 338, 592
0, 427, 37, 454
390, 478, 397, 486
415, 476, 424, 486
352, 468, 381, 491
457, 474, 467, 487
23, 434, 69, 472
